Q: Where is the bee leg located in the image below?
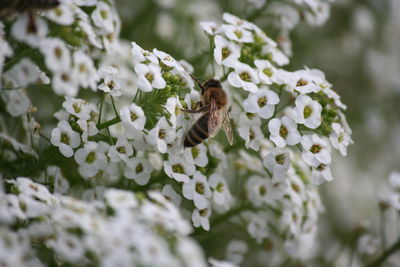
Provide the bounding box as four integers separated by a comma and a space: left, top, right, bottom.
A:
181, 104, 210, 114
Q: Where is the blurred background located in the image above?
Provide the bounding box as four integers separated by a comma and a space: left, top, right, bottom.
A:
116, 0, 400, 264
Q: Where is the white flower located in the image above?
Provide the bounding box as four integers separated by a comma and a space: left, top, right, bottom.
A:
153, 49, 185, 72
73, 50, 99, 91
47, 233, 85, 262
311, 163, 333, 184
108, 137, 134, 163
209, 173, 232, 208
7, 58, 40, 87
11, 14, 48, 47
74, 142, 108, 178
98, 66, 122, 97
52, 70, 80, 96
225, 240, 248, 265
263, 148, 290, 177
268, 116, 301, 147
228, 63, 260, 93
199, 21, 219, 35
247, 213, 269, 243
209, 258, 238, 267
192, 205, 211, 231
222, 13, 256, 30
135, 63, 166, 92
62, 97, 91, 120
163, 154, 195, 183
183, 172, 211, 209
293, 95, 322, 129
39, 38, 71, 73
243, 87, 279, 118
91, 1, 114, 33
254, 59, 285, 85
357, 234, 380, 255
47, 166, 69, 194
183, 144, 208, 167
238, 117, 264, 151
213, 35, 241, 67
146, 117, 176, 153
104, 188, 138, 210
165, 96, 185, 128
120, 103, 146, 132
78, 18, 102, 49
77, 119, 98, 143
124, 157, 153, 185
329, 122, 352, 156
389, 171, 400, 190
246, 176, 271, 206
51, 120, 81, 158
131, 42, 158, 64
45, 4, 74, 26
221, 24, 253, 43
161, 184, 182, 207
262, 45, 289, 66
4, 90, 31, 117
301, 134, 331, 167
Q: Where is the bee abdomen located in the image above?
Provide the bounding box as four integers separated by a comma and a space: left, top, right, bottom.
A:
0, 0, 59, 12
184, 114, 209, 147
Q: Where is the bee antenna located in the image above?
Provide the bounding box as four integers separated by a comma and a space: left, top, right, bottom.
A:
190, 74, 205, 92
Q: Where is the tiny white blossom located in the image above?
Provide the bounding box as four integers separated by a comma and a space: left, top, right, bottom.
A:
135, 63, 166, 92
263, 148, 290, 177
183, 144, 208, 167
51, 120, 81, 158
161, 184, 182, 207
357, 234, 380, 255
330, 122, 352, 156
62, 97, 91, 120
74, 142, 108, 178
221, 24, 253, 43
52, 70, 80, 96
108, 137, 134, 163
45, 4, 74, 26
268, 116, 301, 147
199, 21, 219, 35
11, 14, 48, 47
7, 58, 40, 87
247, 212, 269, 243
213, 35, 241, 68
73, 50, 99, 91
146, 117, 176, 153
124, 157, 153, 185
301, 134, 331, 167
192, 205, 211, 231
153, 49, 185, 72
311, 163, 333, 184
98, 66, 122, 97
254, 59, 285, 85
131, 42, 158, 64
183, 172, 212, 209
226, 240, 248, 265
243, 87, 279, 118
91, 1, 114, 33
163, 155, 195, 183
228, 63, 259, 93
120, 103, 146, 132
39, 38, 71, 73
293, 95, 322, 129
4, 90, 31, 117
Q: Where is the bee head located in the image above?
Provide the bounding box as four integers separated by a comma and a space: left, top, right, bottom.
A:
203, 79, 221, 90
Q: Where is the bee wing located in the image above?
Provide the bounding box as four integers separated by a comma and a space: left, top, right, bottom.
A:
208, 98, 222, 138
221, 107, 233, 145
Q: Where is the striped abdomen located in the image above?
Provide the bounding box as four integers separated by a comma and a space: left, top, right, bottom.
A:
184, 114, 209, 147
0, 0, 59, 12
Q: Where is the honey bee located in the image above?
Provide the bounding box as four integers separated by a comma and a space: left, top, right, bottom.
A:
182, 76, 233, 147
0, 0, 59, 20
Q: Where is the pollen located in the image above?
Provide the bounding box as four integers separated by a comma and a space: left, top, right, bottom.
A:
136, 163, 144, 173
172, 164, 184, 174
239, 72, 251, 82
303, 106, 312, 119
296, 78, 308, 87
195, 182, 205, 194
85, 151, 96, 163
310, 144, 322, 154
116, 146, 126, 154
60, 133, 69, 145
279, 125, 288, 139
191, 147, 200, 159
145, 72, 154, 83
158, 129, 166, 139
130, 112, 138, 121
263, 67, 273, 77
257, 96, 267, 107
275, 154, 286, 165
222, 47, 230, 60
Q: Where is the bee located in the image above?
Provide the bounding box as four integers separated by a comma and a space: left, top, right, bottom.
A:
182, 76, 233, 147
0, 0, 59, 20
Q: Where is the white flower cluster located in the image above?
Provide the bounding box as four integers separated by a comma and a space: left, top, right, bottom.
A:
1, 0, 121, 98
0, 177, 207, 267
196, 13, 352, 257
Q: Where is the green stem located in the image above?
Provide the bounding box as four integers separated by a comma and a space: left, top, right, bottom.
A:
211, 203, 253, 228
98, 94, 105, 125
366, 238, 400, 267
97, 117, 121, 130
110, 95, 120, 118
209, 36, 215, 78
